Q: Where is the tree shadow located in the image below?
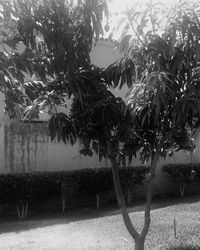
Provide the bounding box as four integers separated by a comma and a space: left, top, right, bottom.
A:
148, 194, 200, 211
0, 194, 199, 234
106, 194, 200, 217
0, 208, 99, 234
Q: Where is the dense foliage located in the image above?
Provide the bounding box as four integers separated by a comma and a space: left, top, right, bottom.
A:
105, 1, 200, 161
0, 0, 109, 119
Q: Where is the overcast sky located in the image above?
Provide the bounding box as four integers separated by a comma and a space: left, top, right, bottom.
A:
108, 0, 192, 12
104, 0, 199, 38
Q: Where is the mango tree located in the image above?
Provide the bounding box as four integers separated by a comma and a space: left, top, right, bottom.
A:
1, 1, 200, 249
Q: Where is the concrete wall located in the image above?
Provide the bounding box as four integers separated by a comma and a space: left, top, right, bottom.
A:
3, 120, 110, 173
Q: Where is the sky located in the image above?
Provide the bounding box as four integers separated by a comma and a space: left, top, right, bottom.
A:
104, 0, 198, 38
108, 0, 189, 12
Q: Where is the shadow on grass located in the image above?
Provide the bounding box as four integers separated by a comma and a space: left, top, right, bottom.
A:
0, 208, 101, 234
167, 246, 200, 250
109, 193, 200, 216
0, 194, 200, 234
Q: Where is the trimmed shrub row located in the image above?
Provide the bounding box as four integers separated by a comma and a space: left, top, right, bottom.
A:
2, 163, 200, 217
0, 166, 149, 217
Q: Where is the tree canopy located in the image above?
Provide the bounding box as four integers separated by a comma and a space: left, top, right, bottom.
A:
106, 1, 200, 161
2, 0, 198, 163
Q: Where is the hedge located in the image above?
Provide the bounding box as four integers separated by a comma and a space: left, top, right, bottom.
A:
0, 166, 149, 217
162, 164, 200, 196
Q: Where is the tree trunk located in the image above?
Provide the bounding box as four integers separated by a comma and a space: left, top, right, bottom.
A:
96, 193, 100, 209
107, 141, 140, 242
17, 201, 29, 219
61, 181, 67, 212
135, 238, 145, 250
179, 173, 185, 197
140, 151, 160, 244
127, 187, 131, 205
107, 141, 160, 250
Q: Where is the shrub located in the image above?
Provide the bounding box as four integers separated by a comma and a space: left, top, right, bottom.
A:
162, 164, 200, 196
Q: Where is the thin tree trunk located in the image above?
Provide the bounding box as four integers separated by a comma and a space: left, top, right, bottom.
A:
96, 194, 100, 209
179, 173, 185, 197
127, 187, 131, 205
17, 201, 29, 219
25, 202, 28, 217
61, 181, 67, 212
107, 141, 160, 250
107, 141, 140, 242
139, 151, 160, 245
111, 159, 140, 240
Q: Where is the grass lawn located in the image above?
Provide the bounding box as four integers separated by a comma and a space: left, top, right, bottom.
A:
0, 196, 200, 250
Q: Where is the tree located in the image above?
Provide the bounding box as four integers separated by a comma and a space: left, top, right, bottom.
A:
105, 1, 200, 248
1, 0, 200, 250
